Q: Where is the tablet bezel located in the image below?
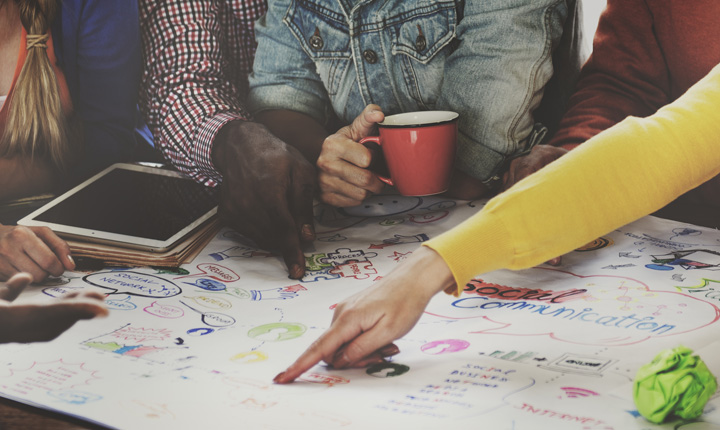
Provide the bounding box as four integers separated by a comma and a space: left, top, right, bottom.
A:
18, 163, 218, 253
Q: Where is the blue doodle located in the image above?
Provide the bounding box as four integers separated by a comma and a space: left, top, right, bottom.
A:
183, 278, 226, 291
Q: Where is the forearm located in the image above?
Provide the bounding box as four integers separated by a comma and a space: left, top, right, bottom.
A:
254, 110, 327, 164
428, 64, 720, 294
137, 0, 251, 186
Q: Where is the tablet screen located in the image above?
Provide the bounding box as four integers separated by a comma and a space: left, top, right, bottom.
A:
23, 165, 218, 247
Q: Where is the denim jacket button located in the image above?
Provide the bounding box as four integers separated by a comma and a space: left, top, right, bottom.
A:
362, 49, 378, 64
309, 28, 324, 50
415, 35, 427, 52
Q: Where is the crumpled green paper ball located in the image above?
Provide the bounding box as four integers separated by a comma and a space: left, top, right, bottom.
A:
633, 346, 717, 424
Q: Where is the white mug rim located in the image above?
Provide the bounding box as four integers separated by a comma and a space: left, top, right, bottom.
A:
379, 111, 459, 128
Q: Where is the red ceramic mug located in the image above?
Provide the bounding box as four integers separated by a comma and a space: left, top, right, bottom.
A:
360, 111, 459, 196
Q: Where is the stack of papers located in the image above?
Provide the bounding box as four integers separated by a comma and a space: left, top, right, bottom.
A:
67, 217, 221, 268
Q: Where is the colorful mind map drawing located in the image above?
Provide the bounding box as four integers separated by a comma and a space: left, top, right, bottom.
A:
646, 249, 720, 271
426, 268, 720, 346
4, 197, 720, 430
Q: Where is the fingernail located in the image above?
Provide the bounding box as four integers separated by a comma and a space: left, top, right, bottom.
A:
289, 264, 303, 279
301, 224, 314, 240
379, 344, 400, 356
273, 371, 288, 384
67, 255, 75, 266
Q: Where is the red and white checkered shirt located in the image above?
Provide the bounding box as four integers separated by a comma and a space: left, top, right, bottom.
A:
139, 0, 268, 186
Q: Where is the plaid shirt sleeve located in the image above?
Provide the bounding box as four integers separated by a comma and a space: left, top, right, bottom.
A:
138, 0, 266, 186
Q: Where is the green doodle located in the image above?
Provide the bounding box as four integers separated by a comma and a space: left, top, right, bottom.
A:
305, 253, 332, 272
247, 323, 307, 341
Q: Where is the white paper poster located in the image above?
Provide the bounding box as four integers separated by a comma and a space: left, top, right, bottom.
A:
2, 195, 720, 430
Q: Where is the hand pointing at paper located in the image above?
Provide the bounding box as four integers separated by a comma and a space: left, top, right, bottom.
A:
274, 247, 454, 384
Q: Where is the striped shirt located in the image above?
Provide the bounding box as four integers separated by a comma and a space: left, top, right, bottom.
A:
138, 0, 268, 186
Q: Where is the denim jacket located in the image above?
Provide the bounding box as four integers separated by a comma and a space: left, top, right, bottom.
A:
249, 0, 568, 184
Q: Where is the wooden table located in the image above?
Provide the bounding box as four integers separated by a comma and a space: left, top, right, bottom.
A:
0, 397, 105, 430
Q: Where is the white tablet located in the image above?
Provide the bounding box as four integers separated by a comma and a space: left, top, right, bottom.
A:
18, 163, 219, 252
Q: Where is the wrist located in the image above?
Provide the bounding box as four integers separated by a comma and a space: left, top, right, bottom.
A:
212, 120, 269, 174
399, 246, 456, 301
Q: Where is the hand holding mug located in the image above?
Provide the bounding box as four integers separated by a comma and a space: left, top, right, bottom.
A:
317, 105, 386, 207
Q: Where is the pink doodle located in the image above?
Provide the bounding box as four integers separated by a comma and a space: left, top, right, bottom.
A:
0, 360, 100, 397
175, 263, 240, 283
144, 301, 184, 319
329, 261, 377, 280
421, 339, 471, 355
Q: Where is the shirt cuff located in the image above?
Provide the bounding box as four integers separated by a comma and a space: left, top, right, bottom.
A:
193, 112, 249, 186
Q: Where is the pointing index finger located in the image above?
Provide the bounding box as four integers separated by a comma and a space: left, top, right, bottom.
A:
274, 320, 363, 384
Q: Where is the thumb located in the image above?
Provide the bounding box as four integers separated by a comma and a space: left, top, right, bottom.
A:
348, 104, 384, 140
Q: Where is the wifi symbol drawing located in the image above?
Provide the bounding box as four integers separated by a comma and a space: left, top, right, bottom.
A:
560, 387, 599, 399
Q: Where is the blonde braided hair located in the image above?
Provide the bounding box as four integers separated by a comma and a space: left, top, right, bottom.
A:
0, 0, 75, 172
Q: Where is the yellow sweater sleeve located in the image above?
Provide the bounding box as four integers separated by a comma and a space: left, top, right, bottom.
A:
426, 64, 720, 296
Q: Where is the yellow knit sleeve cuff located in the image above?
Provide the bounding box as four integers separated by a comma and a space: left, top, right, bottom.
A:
424, 209, 514, 297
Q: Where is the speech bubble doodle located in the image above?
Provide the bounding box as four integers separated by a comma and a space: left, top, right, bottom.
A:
42, 286, 85, 298
426, 268, 720, 346
183, 278, 226, 291
144, 301, 184, 319
47, 389, 102, 405
105, 295, 137, 311
174, 263, 240, 283
180, 301, 235, 327
0, 360, 100, 397
421, 339, 471, 355
185, 295, 232, 310
83, 271, 181, 298
247, 323, 307, 341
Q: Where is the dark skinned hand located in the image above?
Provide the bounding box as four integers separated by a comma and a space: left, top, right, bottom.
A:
212, 120, 317, 279
445, 169, 489, 201
0, 273, 108, 343
502, 145, 568, 191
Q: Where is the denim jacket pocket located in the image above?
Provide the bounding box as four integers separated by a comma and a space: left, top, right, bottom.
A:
284, 0, 351, 96
389, 2, 457, 108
